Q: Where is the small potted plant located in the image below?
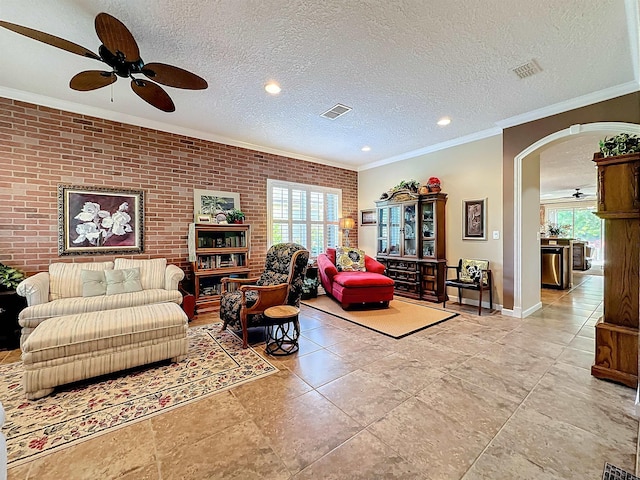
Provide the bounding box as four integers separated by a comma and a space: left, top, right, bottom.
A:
225, 208, 245, 224
301, 277, 319, 300
0, 263, 25, 291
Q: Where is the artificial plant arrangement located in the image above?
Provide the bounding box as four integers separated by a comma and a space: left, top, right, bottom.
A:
0, 263, 25, 291
390, 179, 420, 193
546, 223, 570, 237
599, 133, 640, 157
225, 208, 245, 224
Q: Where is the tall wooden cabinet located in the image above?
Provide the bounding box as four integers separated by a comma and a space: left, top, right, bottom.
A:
375, 191, 447, 302
189, 224, 250, 314
591, 152, 639, 388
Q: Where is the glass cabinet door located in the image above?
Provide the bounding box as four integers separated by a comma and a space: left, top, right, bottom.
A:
377, 208, 389, 254
389, 205, 401, 255
403, 203, 417, 257
421, 201, 436, 257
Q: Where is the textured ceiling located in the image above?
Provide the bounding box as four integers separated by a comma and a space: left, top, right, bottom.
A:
0, 0, 638, 172
539, 133, 602, 202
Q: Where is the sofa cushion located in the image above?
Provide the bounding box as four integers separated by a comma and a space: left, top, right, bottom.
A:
49, 261, 114, 300
18, 289, 183, 328
114, 258, 166, 290
81, 270, 108, 297
333, 271, 394, 288
105, 268, 143, 295
336, 247, 366, 272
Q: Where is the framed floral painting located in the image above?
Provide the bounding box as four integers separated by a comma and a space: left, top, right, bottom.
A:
58, 185, 144, 255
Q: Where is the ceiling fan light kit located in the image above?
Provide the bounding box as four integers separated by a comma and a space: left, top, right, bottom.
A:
0, 13, 208, 112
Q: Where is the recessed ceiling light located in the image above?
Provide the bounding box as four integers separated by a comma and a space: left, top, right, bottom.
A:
437, 117, 451, 126
361, 146, 371, 152
265, 82, 281, 95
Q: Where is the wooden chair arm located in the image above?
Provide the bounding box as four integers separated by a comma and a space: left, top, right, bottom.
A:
220, 276, 260, 294
240, 283, 289, 313
444, 265, 460, 281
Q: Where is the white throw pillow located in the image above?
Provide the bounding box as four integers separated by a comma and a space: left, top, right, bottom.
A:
104, 268, 143, 295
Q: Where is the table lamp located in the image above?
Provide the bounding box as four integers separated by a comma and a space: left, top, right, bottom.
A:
339, 217, 355, 247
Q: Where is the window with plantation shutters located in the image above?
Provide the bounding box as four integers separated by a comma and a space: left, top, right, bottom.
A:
267, 179, 341, 258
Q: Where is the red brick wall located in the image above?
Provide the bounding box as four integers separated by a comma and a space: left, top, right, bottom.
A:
0, 97, 358, 281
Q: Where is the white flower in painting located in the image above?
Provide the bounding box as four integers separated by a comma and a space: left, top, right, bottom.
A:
118, 202, 129, 212
73, 222, 102, 244
102, 211, 132, 236
74, 202, 102, 222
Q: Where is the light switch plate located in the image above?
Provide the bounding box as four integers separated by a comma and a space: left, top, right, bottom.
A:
492, 230, 500, 240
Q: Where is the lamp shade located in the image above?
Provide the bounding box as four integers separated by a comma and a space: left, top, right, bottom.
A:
339, 218, 355, 229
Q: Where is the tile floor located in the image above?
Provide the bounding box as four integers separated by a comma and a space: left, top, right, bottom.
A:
3, 272, 638, 479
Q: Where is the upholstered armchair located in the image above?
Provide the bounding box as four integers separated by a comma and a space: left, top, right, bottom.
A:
219, 243, 309, 348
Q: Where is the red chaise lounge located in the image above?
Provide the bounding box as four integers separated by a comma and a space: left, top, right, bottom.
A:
317, 248, 394, 309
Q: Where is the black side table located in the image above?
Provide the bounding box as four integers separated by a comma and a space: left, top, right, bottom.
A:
0, 290, 26, 349
263, 305, 300, 356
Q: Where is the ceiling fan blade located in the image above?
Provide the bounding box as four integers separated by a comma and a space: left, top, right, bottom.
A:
95, 13, 140, 62
142, 62, 208, 90
0, 20, 100, 60
70, 70, 116, 91
130, 78, 175, 112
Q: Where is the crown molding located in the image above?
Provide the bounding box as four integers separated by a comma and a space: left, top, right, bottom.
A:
0, 86, 357, 172
357, 127, 502, 172
495, 81, 640, 129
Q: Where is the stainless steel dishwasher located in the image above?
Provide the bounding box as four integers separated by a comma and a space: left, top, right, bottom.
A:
541, 246, 571, 289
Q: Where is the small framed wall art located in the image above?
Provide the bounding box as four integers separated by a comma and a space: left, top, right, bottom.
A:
360, 209, 377, 226
196, 214, 212, 224
193, 189, 240, 223
462, 198, 487, 240
58, 184, 144, 255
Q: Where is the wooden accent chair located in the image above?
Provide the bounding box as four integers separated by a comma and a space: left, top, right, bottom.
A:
443, 258, 493, 315
219, 243, 309, 348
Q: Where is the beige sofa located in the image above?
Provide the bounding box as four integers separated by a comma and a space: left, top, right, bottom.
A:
16, 258, 189, 399
16, 258, 184, 347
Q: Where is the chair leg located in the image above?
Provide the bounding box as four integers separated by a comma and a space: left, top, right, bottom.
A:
489, 283, 493, 311
478, 286, 483, 316
240, 309, 249, 349
457, 287, 462, 306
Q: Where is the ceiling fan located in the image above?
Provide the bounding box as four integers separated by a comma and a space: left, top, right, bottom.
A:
0, 13, 208, 112
571, 188, 588, 199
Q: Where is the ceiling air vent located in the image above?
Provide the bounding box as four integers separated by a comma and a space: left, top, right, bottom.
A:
512, 60, 542, 79
320, 103, 352, 120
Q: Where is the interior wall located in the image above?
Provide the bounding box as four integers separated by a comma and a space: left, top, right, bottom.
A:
521, 153, 542, 314
358, 134, 504, 306
0, 97, 358, 279
502, 91, 640, 310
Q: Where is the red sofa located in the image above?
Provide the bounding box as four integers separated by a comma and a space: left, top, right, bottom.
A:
317, 248, 394, 309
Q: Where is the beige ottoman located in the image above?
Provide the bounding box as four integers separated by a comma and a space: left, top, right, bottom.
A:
22, 303, 188, 400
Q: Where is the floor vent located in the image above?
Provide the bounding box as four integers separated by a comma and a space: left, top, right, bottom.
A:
512, 59, 542, 79
320, 104, 352, 120
602, 462, 639, 480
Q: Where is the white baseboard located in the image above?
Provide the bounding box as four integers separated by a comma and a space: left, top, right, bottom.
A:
522, 302, 543, 318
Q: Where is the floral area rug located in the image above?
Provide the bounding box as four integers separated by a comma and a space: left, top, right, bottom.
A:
1, 323, 277, 467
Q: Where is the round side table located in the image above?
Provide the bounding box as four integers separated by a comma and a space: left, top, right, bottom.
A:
263, 305, 300, 356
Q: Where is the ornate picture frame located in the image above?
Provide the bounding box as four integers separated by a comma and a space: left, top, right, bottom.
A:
360, 209, 377, 226
58, 185, 144, 256
463, 198, 487, 240
193, 189, 240, 223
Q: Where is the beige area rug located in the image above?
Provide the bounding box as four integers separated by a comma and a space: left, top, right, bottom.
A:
1, 323, 277, 467
302, 295, 457, 338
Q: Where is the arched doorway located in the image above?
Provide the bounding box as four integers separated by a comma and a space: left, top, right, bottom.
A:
512, 122, 640, 317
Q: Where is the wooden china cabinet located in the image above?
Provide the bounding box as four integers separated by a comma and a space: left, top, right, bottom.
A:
375, 190, 447, 302
591, 152, 639, 388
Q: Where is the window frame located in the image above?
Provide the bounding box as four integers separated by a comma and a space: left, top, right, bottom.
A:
267, 179, 342, 258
